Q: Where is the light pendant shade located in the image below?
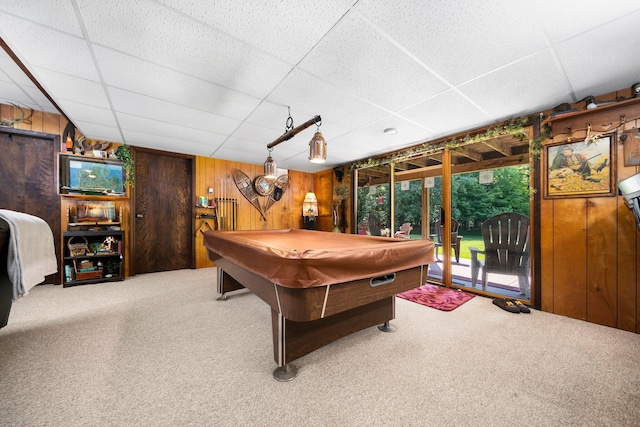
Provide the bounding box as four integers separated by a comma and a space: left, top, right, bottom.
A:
308, 131, 326, 163
264, 154, 277, 178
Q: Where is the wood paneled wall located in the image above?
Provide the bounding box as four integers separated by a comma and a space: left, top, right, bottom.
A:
541, 94, 640, 333
1, 104, 68, 143
194, 157, 316, 268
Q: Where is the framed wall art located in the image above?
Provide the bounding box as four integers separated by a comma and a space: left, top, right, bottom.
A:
622, 130, 640, 166
543, 134, 615, 198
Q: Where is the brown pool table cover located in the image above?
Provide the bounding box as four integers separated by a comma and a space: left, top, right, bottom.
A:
203, 229, 435, 289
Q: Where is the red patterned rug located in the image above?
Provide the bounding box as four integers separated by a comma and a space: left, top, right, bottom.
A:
397, 284, 475, 311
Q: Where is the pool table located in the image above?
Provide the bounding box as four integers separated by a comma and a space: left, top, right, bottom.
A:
203, 228, 435, 380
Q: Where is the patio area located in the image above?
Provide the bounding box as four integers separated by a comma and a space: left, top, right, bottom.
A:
427, 258, 528, 300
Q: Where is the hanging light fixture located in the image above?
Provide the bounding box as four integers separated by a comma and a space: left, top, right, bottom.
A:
308, 119, 326, 164
264, 148, 277, 178
265, 109, 323, 167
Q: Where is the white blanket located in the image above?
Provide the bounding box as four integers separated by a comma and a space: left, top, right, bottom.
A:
0, 209, 58, 300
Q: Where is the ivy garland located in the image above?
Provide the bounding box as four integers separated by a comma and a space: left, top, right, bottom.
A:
115, 144, 135, 188
529, 123, 551, 159
347, 117, 550, 171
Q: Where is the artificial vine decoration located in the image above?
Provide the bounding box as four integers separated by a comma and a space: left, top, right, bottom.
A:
115, 144, 135, 188
347, 117, 534, 170
529, 123, 551, 160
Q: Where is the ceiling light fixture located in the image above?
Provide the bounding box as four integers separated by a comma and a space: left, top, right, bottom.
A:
265, 108, 323, 170
384, 127, 397, 135
264, 148, 277, 178
308, 119, 326, 164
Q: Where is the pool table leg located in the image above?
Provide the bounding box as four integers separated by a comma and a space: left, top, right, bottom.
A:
271, 297, 395, 380
216, 268, 245, 301
377, 321, 396, 332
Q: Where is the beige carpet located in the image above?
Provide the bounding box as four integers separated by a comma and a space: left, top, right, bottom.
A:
1, 268, 639, 426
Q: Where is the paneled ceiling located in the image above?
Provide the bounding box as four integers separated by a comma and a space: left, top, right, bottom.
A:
1, 1, 639, 173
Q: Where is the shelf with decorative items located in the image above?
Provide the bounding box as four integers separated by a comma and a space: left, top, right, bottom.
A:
59, 195, 129, 285
57, 146, 132, 282
62, 230, 124, 287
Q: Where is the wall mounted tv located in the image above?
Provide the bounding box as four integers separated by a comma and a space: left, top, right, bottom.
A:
59, 154, 126, 196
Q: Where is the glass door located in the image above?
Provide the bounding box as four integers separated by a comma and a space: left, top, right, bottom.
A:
393, 178, 423, 239
449, 165, 532, 301
355, 164, 391, 237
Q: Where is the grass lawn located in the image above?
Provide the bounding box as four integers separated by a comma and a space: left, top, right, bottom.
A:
457, 230, 484, 259
410, 230, 485, 260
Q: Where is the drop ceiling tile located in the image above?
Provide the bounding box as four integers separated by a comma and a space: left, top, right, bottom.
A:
230, 120, 287, 145
222, 125, 307, 161
108, 88, 241, 135
299, 12, 448, 111
459, 50, 572, 120
243, 101, 354, 152
211, 146, 267, 166
212, 136, 285, 164
334, 114, 436, 156
157, 0, 350, 64
281, 151, 340, 174
322, 141, 373, 164
356, 0, 546, 86
122, 128, 219, 157
243, 102, 307, 134
0, 80, 33, 106
0, 50, 36, 86
532, 0, 640, 44
78, 0, 293, 98
93, 46, 261, 120
0, 1, 83, 37
398, 90, 492, 136
56, 100, 117, 127
0, 12, 99, 81
0, 75, 54, 115
554, 11, 640, 99
73, 121, 123, 143
263, 68, 391, 130
31, 66, 110, 108
116, 112, 227, 148
21, 87, 57, 112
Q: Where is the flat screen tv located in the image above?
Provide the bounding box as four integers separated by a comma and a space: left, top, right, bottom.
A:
59, 154, 126, 196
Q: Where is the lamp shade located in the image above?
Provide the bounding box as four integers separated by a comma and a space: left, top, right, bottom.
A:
308, 131, 326, 163
302, 192, 318, 217
303, 192, 317, 203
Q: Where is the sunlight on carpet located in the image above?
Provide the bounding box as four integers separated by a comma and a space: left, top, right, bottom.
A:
397, 283, 475, 311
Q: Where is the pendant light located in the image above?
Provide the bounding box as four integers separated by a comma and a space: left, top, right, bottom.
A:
264, 148, 277, 178
308, 120, 326, 164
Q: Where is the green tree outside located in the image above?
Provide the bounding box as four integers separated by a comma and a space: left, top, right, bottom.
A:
358, 165, 530, 235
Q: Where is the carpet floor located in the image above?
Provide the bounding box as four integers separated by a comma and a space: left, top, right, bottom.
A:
1, 268, 639, 426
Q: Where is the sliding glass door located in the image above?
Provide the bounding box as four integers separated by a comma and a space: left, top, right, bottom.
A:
354, 131, 533, 302
355, 164, 391, 237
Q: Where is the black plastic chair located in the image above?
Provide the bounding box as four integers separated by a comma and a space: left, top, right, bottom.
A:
470, 212, 530, 298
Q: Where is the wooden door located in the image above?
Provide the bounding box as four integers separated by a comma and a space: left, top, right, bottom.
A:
0, 130, 61, 284
132, 148, 194, 274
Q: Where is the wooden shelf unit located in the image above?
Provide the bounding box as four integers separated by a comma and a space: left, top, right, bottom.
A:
62, 230, 124, 287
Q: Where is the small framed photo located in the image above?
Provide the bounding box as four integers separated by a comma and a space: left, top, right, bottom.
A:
543, 134, 616, 199
622, 131, 640, 166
